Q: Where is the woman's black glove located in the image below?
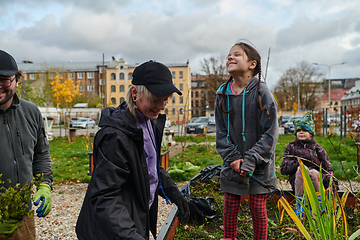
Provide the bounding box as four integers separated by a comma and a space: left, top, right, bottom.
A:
174, 196, 190, 220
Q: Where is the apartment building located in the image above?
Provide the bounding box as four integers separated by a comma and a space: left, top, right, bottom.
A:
18, 61, 105, 100
105, 57, 192, 124
18, 58, 191, 123
190, 74, 208, 117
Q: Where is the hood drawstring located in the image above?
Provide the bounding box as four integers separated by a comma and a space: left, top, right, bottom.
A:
242, 87, 247, 142
226, 95, 230, 143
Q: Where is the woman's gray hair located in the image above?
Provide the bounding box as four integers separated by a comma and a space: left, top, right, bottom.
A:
126, 85, 154, 117
126, 85, 173, 118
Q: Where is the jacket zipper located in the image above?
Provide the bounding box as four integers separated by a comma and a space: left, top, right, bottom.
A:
4, 113, 20, 183
17, 129, 25, 155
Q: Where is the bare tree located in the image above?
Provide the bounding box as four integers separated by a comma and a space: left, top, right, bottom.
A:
201, 57, 229, 110
273, 61, 324, 111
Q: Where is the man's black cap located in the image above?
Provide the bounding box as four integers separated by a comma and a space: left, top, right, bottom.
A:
132, 60, 182, 96
0, 50, 18, 77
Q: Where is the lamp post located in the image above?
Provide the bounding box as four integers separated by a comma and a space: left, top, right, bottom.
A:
312, 62, 346, 109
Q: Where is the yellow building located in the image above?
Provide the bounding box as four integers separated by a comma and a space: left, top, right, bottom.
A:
105, 58, 191, 124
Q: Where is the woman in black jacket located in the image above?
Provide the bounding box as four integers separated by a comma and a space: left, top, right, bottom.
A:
76, 60, 189, 240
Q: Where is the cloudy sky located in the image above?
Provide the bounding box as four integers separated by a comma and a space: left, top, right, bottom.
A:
1, 0, 359, 89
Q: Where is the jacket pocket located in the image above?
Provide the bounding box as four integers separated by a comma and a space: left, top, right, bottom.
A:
221, 167, 249, 184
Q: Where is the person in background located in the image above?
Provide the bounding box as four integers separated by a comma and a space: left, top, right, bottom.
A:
215, 41, 279, 240
0, 50, 53, 240
280, 110, 338, 216
76, 60, 189, 240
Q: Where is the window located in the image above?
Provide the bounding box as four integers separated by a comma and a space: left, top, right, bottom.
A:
179, 83, 183, 91
111, 73, 116, 80
172, 108, 176, 115
172, 96, 176, 104
111, 85, 116, 92
100, 67, 104, 73
120, 85, 125, 92
100, 79, 105, 85
165, 109, 168, 114
68, 73, 74, 79
30, 74, 35, 80
101, 93, 105, 98
180, 96, 183, 104
88, 72, 94, 79
78, 72, 84, 79
191, 92, 193, 97
195, 100, 199, 107
195, 91, 199, 98
179, 71, 183, 78
128, 72, 133, 79
79, 85, 84, 92
172, 71, 175, 79
87, 85, 94, 91
119, 73, 124, 80
120, 97, 125, 103
111, 98, 116, 105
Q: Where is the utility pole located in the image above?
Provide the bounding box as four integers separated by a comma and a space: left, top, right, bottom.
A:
102, 53, 105, 107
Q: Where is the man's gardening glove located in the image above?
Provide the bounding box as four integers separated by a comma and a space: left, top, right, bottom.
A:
0, 219, 19, 235
174, 196, 190, 221
33, 183, 52, 217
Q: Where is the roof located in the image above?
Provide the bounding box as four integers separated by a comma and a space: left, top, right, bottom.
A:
341, 80, 360, 101
18, 61, 109, 73
321, 89, 348, 101
74, 103, 88, 108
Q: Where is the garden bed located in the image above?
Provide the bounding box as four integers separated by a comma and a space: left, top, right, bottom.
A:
158, 177, 360, 240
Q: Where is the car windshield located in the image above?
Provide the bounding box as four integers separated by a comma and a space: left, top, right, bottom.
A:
194, 118, 208, 123
80, 119, 87, 122
289, 117, 301, 123
189, 118, 197, 123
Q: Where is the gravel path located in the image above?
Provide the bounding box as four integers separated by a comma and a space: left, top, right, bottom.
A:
34, 182, 173, 240
34, 178, 360, 239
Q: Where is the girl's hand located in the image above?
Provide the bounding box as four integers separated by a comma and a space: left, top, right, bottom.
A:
240, 169, 247, 177
230, 159, 244, 173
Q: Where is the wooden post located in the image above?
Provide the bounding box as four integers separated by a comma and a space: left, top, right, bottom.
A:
69, 128, 76, 142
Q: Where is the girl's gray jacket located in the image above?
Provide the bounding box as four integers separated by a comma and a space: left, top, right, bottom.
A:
0, 93, 53, 189
215, 78, 279, 196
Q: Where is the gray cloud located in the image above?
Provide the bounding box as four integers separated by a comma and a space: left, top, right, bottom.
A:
275, 12, 359, 50
1, 0, 360, 89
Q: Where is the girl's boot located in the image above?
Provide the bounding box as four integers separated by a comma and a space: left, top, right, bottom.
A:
294, 195, 305, 217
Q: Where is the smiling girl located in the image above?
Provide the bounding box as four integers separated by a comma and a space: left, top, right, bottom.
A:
216, 41, 279, 240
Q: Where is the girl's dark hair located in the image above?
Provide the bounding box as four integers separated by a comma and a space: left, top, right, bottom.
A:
219, 41, 269, 117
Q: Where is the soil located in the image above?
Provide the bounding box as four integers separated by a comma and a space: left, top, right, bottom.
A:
174, 177, 360, 240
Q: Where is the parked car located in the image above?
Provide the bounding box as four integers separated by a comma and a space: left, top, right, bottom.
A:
69, 117, 79, 127
186, 116, 216, 134
327, 114, 340, 125
188, 117, 198, 124
278, 115, 292, 127
284, 116, 302, 134
72, 117, 96, 129
165, 117, 171, 128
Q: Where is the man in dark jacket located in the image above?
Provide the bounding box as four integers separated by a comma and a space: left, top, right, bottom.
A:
0, 50, 53, 239
76, 60, 189, 240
